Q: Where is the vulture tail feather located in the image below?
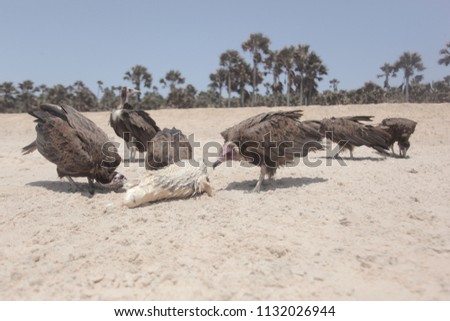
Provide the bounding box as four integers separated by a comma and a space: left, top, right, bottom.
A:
22, 141, 37, 155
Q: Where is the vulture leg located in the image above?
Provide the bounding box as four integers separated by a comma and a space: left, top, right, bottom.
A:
252, 165, 267, 193
390, 145, 396, 156
130, 145, 136, 162
129, 137, 137, 162
87, 178, 95, 195
349, 149, 354, 159
66, 177, 81, 192
400, 147, 406, 158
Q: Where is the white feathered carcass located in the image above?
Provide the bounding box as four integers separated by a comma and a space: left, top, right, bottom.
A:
124, 160, 212, 208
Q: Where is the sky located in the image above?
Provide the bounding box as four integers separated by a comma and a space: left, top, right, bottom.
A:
1, 0, 449, 95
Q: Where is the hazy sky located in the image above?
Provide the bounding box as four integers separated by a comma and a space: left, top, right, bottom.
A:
1, 0, 449, 94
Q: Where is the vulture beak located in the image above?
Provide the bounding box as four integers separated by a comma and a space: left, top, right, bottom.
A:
212, 159, 223, 169
101, 173, 127, 189
213, 142, 239, 169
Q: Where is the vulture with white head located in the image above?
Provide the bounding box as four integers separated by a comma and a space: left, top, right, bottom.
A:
110, 87, 160, 161
213, 110, 323, 192
23, 104, 126, 194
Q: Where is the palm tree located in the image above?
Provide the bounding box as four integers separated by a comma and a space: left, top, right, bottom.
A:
220, 50, 242, 107
17, 80, 38, 112
162, 70, 188, 108
278, 46, 295, 106
70, 81, 97, 111
96, 80, 104, 99
438, 42, 450, 66
209, 68, 227, 107
264, 50, 283, 106
162, 70, 185, 90
242, 33, 271, 106
36, 84, 48, 104
300, 51, 328, 105
123, 65, 153, 101
232, 59, 252, 107
329, 78, 339, 92
293, 44, 311, 105
0, 82, 18, 111
393, 52, 425, 102
46, 84, 71, 106
377, 63, 396, 89
99, 86, 120, 110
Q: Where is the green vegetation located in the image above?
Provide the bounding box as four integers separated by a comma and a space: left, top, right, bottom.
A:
1, 35, 449, 112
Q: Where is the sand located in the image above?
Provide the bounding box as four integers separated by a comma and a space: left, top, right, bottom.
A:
0, 103, 449, 300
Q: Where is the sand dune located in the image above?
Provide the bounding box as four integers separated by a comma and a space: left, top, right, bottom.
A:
0, 103, 449, 300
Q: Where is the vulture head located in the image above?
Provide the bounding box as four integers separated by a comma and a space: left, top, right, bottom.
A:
99, 172, 127, 190
120, 87, 140, 109
213, 142, 241, 168
96, 149, 127, 189
398, 135, 411, 157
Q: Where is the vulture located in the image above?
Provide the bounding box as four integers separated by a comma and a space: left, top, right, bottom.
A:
110, 87, 160, 161
379, 117, 417, 157
213, 110, 323, 193
319, 116, 391, 158
146, 127, 193, 170
22, 104, 126, 194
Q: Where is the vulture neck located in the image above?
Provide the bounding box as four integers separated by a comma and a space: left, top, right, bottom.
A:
118, 88, 129, 110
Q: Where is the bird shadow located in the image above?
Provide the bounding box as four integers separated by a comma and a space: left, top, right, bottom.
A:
27, 180, 126, 196
224, 176, 328, 192
390, 154, 410, 159
319, 155, 387, 162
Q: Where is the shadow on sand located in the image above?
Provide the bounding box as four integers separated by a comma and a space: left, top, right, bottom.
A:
27, 180, 125, 196
225, 176, 328, 192
319, 155, 387, 162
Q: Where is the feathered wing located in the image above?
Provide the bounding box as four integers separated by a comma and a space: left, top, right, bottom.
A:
342, 116, 374, 123
302, 120, 323, 137
221, 110, 303, 142
111, 110, 160, 152
146, 127, 192, 170
381, 118, 417, 134
25, 104, 121, 182
110, 111, 129, 141
30, 105, 95, 177
62, 104, 122, 171
221, 110, 322, 168
322, 117, 390, 153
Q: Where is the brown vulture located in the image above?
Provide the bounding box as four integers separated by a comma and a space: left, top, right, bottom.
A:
379, 117, 417, 157
22, 104, 126, 194
145, 127, 193, 170
213, 110, 323, 192
109, 87, 160, 161
319, 116, 391, 158
302, 120, 324, 137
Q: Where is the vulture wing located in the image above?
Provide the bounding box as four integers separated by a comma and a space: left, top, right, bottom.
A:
146, 127, 192, 170
342, 115, 374, 123
221, 110, 322, 167
381, 118, 417, 133
31, 105, 95, 177
122, 110, 160, 150
322, 117, 390, 153
26, 104, 121, 181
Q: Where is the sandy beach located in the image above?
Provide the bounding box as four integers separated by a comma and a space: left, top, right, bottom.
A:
0, 103, 449, 300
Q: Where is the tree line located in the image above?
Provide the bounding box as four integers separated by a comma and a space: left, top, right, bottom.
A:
1, 35, 449, 113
